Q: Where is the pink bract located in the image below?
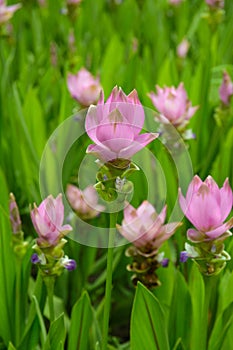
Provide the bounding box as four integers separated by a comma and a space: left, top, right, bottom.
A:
85, 86, 158, 162
117, 201, 181, 254
31, 194, 72, 246
179, 175, 233, 240
67, 68, 101, 106
148, 83, 198, 129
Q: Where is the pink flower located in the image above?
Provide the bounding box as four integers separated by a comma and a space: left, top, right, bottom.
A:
85, 86, 158, 162
148, 83, 198, 129
67, 68, 102, 107
177, 39, 190, 58
219, 71, 233, 106
31, 194, 72, 247
0, 0, 21, 25
117, 201, 181, 254
66, 184, 105, 219
179, 175, 233, 241
205, 0, 224, 9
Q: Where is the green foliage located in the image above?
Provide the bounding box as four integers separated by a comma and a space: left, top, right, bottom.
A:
0, 0, 233, 349
131, 282, 169, 350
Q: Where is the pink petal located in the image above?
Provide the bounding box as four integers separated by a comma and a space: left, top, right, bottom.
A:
186, 175, 203, 203
95, 121, 135, 153
119, 132, 158, 159
205, 217, 233, 239
86, 143, 116, 162
220, 178, 233, 220
123, 203, 138, 224
187, 228, 206, 242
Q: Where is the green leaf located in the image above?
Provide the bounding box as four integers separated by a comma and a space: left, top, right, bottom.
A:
169, 270, 191, 349
7, 342, 16, 350
189, 265, 205, 350
68, 291, 93, 350
208, 301, 233, 350
0, 169, 15, 345
131, 282, 169, 350
43, 314, 66, 350
101, 35, 124, 95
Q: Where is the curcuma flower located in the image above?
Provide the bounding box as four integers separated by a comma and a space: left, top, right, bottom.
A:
67, 68, 102, 107
219, 71, 233, 107
31, 194, 72, 247
117, 201, 181, 288
66, 184, 105, 219
30, 194, 76, 278
179, 175, 233, 275
85, 86, 158, 163
179, 175, 233, 242
0, 0, 21, 25
148, 83, 198, 130
117, 201, 181, 254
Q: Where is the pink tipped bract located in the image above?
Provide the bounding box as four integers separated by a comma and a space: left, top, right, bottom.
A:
31, 194, 72, 246
179, 175, 233, 240
148, 83, 198, 129
85, 86, 158, 162
67, 68, 101, 106
117, 200, 180, 253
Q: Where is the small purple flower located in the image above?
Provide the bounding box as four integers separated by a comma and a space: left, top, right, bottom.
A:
61, 256, 77, 270
180, 251, 189, 263
161, 258, 169, 267
31, 253, 41, 264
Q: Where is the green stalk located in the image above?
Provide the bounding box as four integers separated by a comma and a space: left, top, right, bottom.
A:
44, 276, 55, 323
203, 275, 219, 348
102, 212, 118, 350
15, 260, 22, 346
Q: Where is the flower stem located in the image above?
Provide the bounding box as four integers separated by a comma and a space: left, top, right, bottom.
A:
15, 260, 22, 346
44, 276, 55, 323
102, 211, 118, 350
204, 275, 219, 344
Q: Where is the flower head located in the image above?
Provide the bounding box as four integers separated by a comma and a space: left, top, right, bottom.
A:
66, 184, 105, 219
85, 86, 158, 163
179, 175, 233, 242
31, 194, 72, 247
219, 71, 233, 106
177, 39, 190, 58
9, 193, 22, 234
117, 201, 181, 255
148, 83, 198, 129
0, 1, 21, 25
67, 68, 101, 106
